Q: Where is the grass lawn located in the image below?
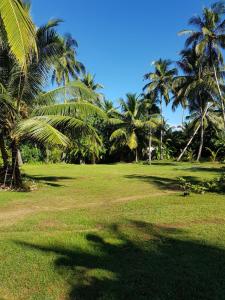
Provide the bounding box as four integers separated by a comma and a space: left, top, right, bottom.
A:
0, 162, 225, 299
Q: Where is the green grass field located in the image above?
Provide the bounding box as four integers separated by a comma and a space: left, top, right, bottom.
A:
0, 162, 225, 300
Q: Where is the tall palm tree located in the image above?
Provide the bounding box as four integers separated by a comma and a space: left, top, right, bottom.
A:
144, 59, 177, 159
179, 1, 225, 126
140, 93, 160, 164
173, 47, 218, 161
186, 94, 221, 161
0, 18, 103, 186
0, 0, 37, 70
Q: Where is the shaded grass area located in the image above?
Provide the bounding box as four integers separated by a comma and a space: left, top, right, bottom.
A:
0, 162, 225, 299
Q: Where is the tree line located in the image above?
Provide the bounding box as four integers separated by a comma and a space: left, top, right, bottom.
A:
0, 0, 225, 187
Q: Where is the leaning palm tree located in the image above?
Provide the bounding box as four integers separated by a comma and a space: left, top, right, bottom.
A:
144, 59, 177, 159
0, 0, 37, 70
179, 1, 225, 126
186, 95, 222, 161
173, 47, 219, 161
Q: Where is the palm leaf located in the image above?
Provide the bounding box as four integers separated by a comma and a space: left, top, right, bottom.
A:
33, 101, 107, 119
0, 0, 37, 69
35, 81, 97, 104
14, 118, 70, 147
32, 115, 98, 136
127, 131, 138, 150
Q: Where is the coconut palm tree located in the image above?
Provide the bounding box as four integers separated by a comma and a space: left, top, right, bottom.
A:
186, 94, 222, 161
143, 59, 177, 159
0, 0, 37, 70
52, 34, 85, 89
110, 93, 160, 162
0, 81, 105, 186
179, 1, 225, 126
140, 93, 160, 164
173, 47, 219, 161
0, 17, 104, 186
81, 73, 104, 106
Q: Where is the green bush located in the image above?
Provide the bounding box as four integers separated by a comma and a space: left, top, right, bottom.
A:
20, 144, 43, 163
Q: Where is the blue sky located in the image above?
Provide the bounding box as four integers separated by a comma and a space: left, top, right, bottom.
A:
31, 0, 213, 126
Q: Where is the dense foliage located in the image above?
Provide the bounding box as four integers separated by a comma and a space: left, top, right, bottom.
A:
0, 1, 225, 188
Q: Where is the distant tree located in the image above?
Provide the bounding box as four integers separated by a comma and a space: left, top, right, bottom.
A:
179, 1, 225, 126
144, 59, 177, 160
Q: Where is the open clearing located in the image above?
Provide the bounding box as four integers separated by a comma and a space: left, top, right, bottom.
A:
0, 162, 225, 300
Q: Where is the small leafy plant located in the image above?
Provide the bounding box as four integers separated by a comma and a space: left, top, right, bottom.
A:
178, 173, 225, 196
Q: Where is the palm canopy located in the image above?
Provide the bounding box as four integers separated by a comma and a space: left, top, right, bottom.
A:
81, 73, 104, 91
52, 33, 85, 86
0, 0, 37, 70
143, 59, 177, 104
110, 93, 160, 153
179, 1, 225, 64
173, 47, 218, 111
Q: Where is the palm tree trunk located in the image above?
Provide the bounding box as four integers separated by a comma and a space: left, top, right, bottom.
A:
11, 140, 22, 187
160, 95, 163, 160
0, 133, 9, 169
135, 148, 138, 163
181, 106, 185, 128
197, 114, 204, 162
148, 126, 152, 165
177, 105, 209, 162
213, 64, 225, 127
92, 153, 96, 164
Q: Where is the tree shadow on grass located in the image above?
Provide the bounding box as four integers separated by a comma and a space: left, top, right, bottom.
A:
150, 162, 178, 166
183, 166, 225, 174
125, 174, 201, 191
15, 220, 225, 300
23, 175, 74, 187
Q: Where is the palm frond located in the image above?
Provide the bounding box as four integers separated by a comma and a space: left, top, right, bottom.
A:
0, 0, 37, 69
14, 118, 70, 147
33, 102, 107, 119
35, 81, 97, 104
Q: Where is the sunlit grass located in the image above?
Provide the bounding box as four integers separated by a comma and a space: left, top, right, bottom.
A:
0, 162, 225, 299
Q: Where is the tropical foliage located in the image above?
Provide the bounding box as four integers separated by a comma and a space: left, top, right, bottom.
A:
1, 1, 225, 188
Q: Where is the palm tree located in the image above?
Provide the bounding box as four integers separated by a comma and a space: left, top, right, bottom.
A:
0, 0, 37, 70
0, 18, 104, 186
173, 48, 218, 161
140, 93, 160, 164
52, 34, 85, 90
144, 59, 177, 159
81, 73, 104, 106
179, 1, 225, 126
186, 94, 222, 161
110, 93, 159, 162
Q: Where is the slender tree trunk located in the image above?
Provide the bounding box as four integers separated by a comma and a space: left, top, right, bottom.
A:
0, 133, 9, 169
160, 95, 163, 160
177, 105, 209, 162
17, 149, 23, 166
213, 64, 225, 128
148, 126, 152, 165
135, 148, 138, 163
181, 107, 185, 128
197, 114, 204, 162
11, 140, 22, 187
